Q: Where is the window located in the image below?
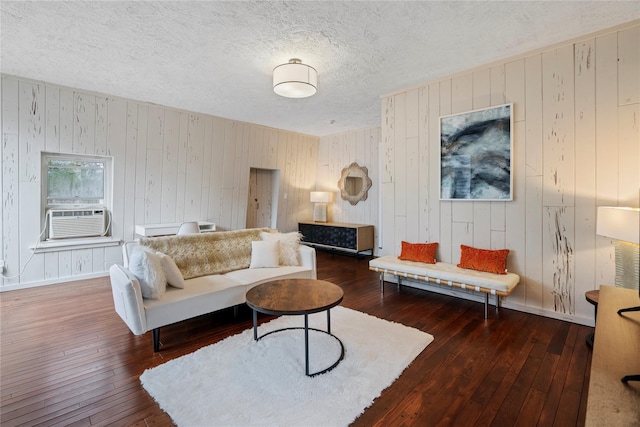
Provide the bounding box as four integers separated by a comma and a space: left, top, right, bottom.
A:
42, 152, 112, 208
36, 153, 115, 246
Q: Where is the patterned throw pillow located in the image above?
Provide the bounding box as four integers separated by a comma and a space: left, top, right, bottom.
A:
397, 241, 438, 264
457, 244, 509, 275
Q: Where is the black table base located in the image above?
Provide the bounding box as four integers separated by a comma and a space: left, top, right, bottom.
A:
252, 310, 345, 377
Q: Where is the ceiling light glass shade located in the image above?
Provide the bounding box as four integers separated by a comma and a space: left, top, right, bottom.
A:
273, 59, 317, 98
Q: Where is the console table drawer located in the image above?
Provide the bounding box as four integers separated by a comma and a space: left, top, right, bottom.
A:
298, 222, 374, 254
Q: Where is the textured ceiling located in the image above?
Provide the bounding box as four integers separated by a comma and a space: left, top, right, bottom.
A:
2, 1, 639, 137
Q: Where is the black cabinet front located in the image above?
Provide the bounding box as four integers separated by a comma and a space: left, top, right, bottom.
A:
299, 223, 357, 250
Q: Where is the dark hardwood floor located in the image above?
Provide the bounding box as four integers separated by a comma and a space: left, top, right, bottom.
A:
1, 251, 592, 426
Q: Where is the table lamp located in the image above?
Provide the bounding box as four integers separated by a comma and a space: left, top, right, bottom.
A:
310, 191, 331, 222
596, 206, 640, 384
596, 206, 640, 291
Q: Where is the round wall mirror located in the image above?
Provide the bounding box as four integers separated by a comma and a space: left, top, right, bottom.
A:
338, 162, 372, 205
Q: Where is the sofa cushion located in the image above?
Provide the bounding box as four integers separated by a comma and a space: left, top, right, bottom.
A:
129, 247, 166, 299
143, 274, 246, 331
250, 240, 279, 268
225, 266, 313, 287
260, 231, 302, 266
140, 228, 270, 279
157, 252, 185, 289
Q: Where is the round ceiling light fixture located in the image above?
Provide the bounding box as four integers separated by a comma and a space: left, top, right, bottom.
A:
273, 58, 317, 98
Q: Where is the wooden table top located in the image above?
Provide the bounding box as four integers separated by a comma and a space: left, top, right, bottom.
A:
246, 278, 344, 316
585, 285, 640, 426
585, 290, 600, 306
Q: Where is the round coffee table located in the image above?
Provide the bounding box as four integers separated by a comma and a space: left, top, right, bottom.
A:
246, 278, 345, 377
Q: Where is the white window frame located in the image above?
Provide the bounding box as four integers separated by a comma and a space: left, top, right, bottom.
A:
41, 152, 113, 239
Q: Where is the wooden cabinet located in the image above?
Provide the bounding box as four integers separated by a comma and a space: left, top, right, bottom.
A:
298, 222, 374, 254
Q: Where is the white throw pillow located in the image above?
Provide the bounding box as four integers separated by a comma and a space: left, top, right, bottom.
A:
260, 231, 301, 266
250, 240, 279, 269
156, 252, 185, 289
128, 247, 167, 299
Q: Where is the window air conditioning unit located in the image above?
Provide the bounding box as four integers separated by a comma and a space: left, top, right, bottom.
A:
48, 209, 106, 239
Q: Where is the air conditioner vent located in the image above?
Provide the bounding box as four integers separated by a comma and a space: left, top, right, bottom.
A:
48, 209, 106, 239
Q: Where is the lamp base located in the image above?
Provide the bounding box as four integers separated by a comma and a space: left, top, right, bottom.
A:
313, 203, 327, 223
614, 241, 639, 289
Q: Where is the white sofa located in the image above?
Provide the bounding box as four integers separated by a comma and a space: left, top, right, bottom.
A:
109, 228, 316, 351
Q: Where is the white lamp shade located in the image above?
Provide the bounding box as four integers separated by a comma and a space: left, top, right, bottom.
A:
273, 59, 317, 98
597, 207, 640, 244
310, 191, 331, 203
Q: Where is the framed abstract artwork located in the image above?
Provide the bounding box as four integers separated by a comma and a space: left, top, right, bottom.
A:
439, 103, 513, 201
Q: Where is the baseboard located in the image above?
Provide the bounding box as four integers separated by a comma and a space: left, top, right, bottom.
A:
0, 271, 110, 292
500, 301, 594, 327
386, 275, 595, 327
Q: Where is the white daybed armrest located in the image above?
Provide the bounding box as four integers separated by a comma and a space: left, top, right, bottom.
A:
122, 240, 140, 268
298, 244, 317, 279
109, 264, 147, 335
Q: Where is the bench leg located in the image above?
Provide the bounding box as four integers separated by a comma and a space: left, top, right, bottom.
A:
484, 294, 489, 319
379, 272, 384, 294
397, 275, 401, 291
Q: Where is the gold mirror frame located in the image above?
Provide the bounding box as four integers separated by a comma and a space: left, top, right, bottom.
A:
337, 162, 372, 205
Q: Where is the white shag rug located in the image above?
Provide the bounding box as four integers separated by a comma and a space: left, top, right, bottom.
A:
140, 306, 434, 427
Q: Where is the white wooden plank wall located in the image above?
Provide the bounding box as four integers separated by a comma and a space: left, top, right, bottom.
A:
316, 127, 380, 252
379, 23, 639, 325
0, 76, 318, 289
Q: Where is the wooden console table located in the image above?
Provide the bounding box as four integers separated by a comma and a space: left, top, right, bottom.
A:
585, 285, 640, 426
298, 221, 374, 254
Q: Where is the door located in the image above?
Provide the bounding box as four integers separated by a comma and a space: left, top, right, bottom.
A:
246, 168, 280, 229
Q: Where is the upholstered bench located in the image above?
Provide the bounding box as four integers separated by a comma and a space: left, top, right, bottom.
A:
369, 256, 520, 318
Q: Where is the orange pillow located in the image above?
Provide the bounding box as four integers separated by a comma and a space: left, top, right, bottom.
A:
398, 241, 438, 264
457, 245, 509, 275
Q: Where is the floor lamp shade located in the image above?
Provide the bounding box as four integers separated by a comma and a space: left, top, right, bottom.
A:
597, 206, 640, 289
310, 191, 330, 222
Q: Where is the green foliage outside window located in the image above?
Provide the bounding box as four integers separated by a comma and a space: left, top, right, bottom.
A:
46, 158, 105, 205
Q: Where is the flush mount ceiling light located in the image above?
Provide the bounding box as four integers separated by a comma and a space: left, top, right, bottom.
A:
273, 58, 317, 98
